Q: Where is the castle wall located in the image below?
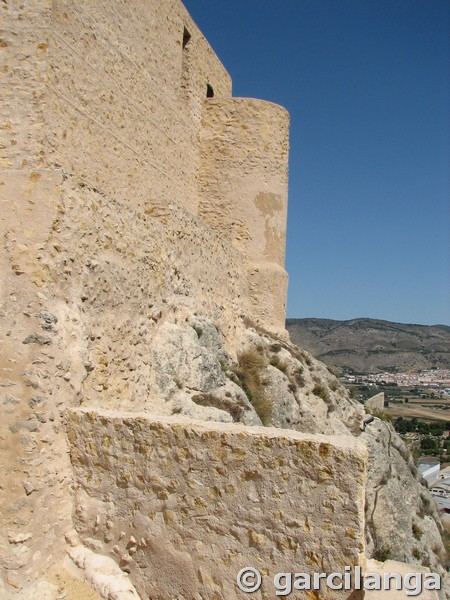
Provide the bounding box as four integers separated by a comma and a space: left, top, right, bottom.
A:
47, 0, 232, 215
67, 408, 367, 600
198, 98, 289, 331
0, 2, 74, 590
1, 0, 291, 590
2, 4, 448, 598
247, 263, 289, 333
198, 98, 289, 265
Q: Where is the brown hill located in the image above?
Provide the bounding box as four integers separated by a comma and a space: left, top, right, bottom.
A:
286, 317, 450, 374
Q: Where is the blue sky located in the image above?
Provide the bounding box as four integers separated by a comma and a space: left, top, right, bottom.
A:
183, 0, 450, 326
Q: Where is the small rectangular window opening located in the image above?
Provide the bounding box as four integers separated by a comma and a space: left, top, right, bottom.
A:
182, 27, 191, 49
206, 84, 214, 98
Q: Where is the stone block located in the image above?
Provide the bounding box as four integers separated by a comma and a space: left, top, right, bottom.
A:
67, 408, 367, 600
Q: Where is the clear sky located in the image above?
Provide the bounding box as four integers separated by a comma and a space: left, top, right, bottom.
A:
183, 0, 450, 326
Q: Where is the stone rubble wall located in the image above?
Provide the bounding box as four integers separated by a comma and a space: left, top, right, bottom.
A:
0, 168, 252, 589
67, 408, 367, 600
0, 0, 291, 589
0, 0, 248, 590
198, 98, 289, 266
4, 2, 446, 598
198, 98, 290, 332
0, 0, 292, 588
47, 0, 232, 216
0, 1, 72, 590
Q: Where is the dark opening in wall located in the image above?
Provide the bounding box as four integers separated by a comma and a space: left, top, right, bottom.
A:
206, 84, 214, 98
182, 27, 191, 48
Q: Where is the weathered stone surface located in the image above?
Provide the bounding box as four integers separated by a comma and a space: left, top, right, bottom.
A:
365, 559, 440, 599
1, 0, 448, 597
198, 99, 290, 333
362, 420, 448, 586
22, 334, 52, 346
0, 0, 290, 590
67, 408, 367, 600
68, 546, 141, 600
235, 328, 365, 436
3, 395, 20, 405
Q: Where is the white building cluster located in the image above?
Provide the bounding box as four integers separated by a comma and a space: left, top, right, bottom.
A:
418, 462, 450, 513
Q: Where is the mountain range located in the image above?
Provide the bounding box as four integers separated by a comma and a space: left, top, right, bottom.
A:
286, 317, 450, 374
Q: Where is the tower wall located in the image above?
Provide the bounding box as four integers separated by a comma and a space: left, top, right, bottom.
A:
0, 1, 291, 588
198, 98, 290, 330
47, 0, 232, 215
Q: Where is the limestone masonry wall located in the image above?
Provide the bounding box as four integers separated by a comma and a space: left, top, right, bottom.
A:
48, 0, 232, 215
0, 1, 72, 591
2, 1, 448, 597
43, 0, 289, 330
0, 0, 291, 590
198, 99, 290, 330
198, 98, 289, 265
67, 408, 367, 600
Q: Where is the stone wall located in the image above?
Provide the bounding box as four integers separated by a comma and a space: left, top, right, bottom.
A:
0, 1, 71, 589
1, 0, 294, 593
3, 3, 448, 598
198, 99, 289, 265
67, 408, 367, 600
198, 98, 290, 332
47, 0, 232, 215
365, 393, 385, 411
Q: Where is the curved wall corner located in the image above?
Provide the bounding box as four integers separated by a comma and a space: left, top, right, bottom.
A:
197, 98, 290, 267
198, 97, 290, 331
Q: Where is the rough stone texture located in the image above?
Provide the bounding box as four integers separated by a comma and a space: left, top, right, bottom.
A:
236, 328, 365, 435
365, 559, 440, 599
67, 408, 367, 600
198, 99, 289, 333
48, 0, 231, 216
1, 0, 449, 598
68, 546, 141, 600
0, 0, 289, 590
199, 99, 289, 263
362, 420, 448, 586
1, 1, 74, 587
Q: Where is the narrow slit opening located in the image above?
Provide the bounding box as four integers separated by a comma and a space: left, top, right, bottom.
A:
182, 27, 191, 49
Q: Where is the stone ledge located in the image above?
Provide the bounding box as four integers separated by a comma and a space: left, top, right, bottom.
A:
67, 408, 367, 599
364, 559, 441, 599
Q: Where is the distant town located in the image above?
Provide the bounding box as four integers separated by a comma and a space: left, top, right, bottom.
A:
341, 368, 450, 522
342, 369, 450, 393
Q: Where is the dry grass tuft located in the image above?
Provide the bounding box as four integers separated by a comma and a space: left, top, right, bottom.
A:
312, 382, 331, 405
269, 354, 288, 374
230, 347, 272, 425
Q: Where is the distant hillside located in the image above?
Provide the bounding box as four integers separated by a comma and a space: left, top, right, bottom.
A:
286, 318, 450, 374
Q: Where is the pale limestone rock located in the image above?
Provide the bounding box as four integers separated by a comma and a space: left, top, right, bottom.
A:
2, 580, 59, 600
67, 408, 367, 600
1, 0, 448, 596
365, 559, 441, 599
236, 327, 364, 435
362, 420, 448, 589
8, 533, 33, 545
64, 530, 79, 547
68, 546, 141, 600
149, 320, 226, 402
